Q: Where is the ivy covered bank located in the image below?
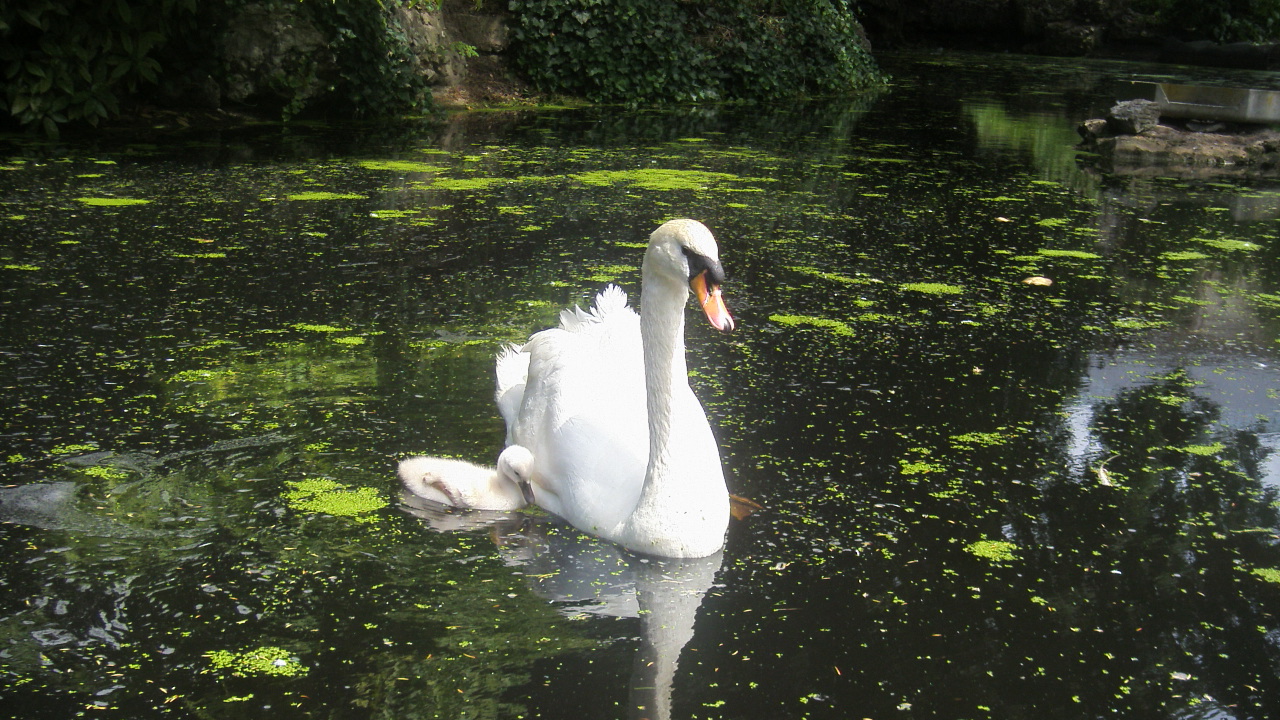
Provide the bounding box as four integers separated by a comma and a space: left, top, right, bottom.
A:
1, 0, 883, 135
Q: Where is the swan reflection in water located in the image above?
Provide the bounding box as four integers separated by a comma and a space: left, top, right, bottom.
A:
401, 490, 722, 720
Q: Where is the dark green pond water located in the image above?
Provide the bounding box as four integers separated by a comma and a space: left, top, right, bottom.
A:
2, 52, 1280, 719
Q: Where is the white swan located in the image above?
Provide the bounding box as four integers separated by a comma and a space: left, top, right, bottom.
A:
397, 445, 533, 511
499, 219, 734, 558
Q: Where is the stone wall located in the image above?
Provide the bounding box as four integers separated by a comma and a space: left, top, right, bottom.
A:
214, 0, 515, 114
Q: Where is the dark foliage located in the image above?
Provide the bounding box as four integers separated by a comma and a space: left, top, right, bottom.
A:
507, 0, 885, 104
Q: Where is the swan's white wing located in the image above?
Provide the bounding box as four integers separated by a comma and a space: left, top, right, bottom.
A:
496, 286, 634, 440
494, 343, 529, 442
509, 287, 648, 528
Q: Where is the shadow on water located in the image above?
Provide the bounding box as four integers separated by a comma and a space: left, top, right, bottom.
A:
1, 51, 1279, 719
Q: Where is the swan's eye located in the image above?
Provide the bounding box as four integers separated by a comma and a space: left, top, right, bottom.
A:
683, 248, 726, 285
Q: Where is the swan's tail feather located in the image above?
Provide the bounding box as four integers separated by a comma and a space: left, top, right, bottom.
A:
591, 285, 631, 319
558, 304, 593, 331
556, 285, 633, 332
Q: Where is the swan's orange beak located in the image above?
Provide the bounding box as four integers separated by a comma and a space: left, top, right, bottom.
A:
691, 270, 735, 332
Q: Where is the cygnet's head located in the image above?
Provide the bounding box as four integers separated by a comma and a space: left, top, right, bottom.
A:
496, 445, 535, 505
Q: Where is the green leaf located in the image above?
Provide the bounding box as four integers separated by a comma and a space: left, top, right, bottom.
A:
109, 59, 132, 83
18, 9, 46, 29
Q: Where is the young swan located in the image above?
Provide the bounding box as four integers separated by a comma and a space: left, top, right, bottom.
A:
397, 446, 533, 511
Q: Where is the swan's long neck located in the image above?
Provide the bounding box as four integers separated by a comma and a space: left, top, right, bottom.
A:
638, 264, 688, 494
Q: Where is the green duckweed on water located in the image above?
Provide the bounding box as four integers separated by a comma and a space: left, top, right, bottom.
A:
205, 647, 308, 677
1178, 442, 1226, 456
49, 443, 97, 455
1195, 236, 1258, 252
584, 264, 638, 282
416, 177, 505, 191
900, 282, 965, 295
900, 460, 945, 476
283, 478, 388, 522
1252, 568, 1280, 584
286, 191, 366, 201
949, 431, 1012, 448
358, 160, 448, 173
369, 209, 421, 219
77, 465, 130, 481
292, 323, 351, 333
572, 168, 739, 191
75, 197, 151, 206
965, 540, 1019, 562
790, 265, 881, 285
1161, 251, 1210, 262
768, 314, 855, 336
1035, 248, 1101, 259
1112, 318, 1168, 331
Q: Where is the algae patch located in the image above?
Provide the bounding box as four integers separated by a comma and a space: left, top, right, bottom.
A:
769, 314, 855, 337
418, 177, 505, 192
949, 431, 1011, 448
292, 323, 351, 333
965, 540, 1018, 562
1177, 442, 1225, 456
358, 160, 447, 173
1195, 236, 1258, 252
1252, 567, 1280, 584
900, 460, 944, 476
572, 168, 739, 191
584, 264, 638, 282
205, 646, 308, 677
286, 191, 366, 201
900, 282, 964, 295
1035, 249, 1101, 260
283, 478, 387, 522
76, 197, 151, 206
790, 266, 880, 286
1160, 251, 1209, 262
